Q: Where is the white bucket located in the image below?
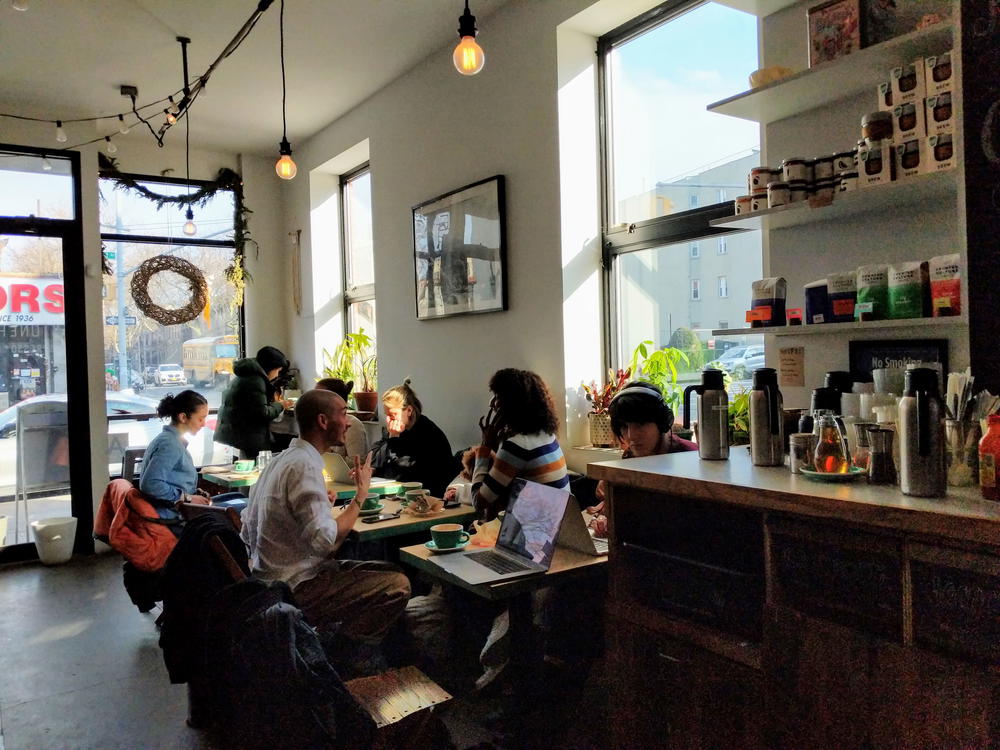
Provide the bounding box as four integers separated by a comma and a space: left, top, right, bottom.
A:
30, 516, 77, 565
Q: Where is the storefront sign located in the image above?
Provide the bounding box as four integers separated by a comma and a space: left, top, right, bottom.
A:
0, 276, 64, 325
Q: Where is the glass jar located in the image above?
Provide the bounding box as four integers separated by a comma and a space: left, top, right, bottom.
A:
851, 422, 875, 472
813, 412, 851, 473
735, 195, 753, 215
789, 432, 817, 474
862, 111, 893, 141
812, 156, 834, 181
782, 158, 808, 183
749, 166, 773, 192
767, 181, 790, 208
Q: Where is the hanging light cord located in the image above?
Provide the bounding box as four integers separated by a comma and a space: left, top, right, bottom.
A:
280, 0, 288, 143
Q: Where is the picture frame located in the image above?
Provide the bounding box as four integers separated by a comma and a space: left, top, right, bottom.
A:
411, 175, 507, 321
808, 0, 861, 68
848, 338, 949, 383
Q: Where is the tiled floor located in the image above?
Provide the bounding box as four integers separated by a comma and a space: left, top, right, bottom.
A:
0, 553, 608, 750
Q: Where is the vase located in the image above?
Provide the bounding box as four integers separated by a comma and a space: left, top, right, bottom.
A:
589, 412, 615, 448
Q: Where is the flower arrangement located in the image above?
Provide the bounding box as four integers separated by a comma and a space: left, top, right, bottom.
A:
583, 368, 631, 415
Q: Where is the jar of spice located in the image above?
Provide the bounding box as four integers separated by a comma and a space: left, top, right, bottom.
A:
862, 111, 893, 142
750, 192, 768, 212
749, 166, 773, 192
812, 156, 834, 181
782, 158, 808, 183
979, 415, 1000, 501
735, 195, 753, 215
789, 181, 808, 202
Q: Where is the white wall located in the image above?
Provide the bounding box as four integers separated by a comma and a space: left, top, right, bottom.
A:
0, 119, 289, 526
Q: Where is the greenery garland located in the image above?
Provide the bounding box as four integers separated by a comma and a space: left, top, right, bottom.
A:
98, 153, 255, 301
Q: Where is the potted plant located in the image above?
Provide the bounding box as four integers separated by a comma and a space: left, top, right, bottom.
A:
323, 328, 378, 413
582, 368, 630, 447
628, 340, 690, 432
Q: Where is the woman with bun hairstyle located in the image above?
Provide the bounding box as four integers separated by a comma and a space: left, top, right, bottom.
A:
139, 390, 245, 521
370, 379, 457, 497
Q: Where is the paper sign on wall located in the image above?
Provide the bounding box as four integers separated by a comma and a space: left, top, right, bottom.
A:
779, 346, 805, 387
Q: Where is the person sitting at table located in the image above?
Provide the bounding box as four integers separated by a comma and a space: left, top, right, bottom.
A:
471, 368, 569, 521
315, 378, 370, 460
370, 379, 457, 497
139, 390, 246, 525
240, 388, 411, 673
588, 380, 697, 536
215, 345, 293, 461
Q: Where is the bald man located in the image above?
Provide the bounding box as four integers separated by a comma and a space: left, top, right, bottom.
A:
241, 388, 410, 657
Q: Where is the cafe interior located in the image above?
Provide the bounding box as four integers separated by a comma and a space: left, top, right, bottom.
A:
2, 0, 999, 747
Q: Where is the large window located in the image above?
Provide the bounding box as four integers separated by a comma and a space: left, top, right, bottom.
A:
600, 0, 764, 384
99, 176, 240, 466
341, 165, 376, 350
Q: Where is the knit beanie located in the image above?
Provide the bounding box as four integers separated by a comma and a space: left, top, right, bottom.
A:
256, 346, 288, 373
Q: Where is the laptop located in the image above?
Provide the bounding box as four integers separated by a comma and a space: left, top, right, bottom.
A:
323, 452, 353, 483
428, 479, 606, 586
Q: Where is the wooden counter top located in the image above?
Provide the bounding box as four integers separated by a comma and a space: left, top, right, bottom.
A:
588, 448, 1000, 547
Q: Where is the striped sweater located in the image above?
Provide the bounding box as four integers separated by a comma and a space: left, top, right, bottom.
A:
472, 432, 569, 517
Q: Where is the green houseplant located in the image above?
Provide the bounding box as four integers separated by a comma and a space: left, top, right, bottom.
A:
582, 368, 630, 447
323, 328, 378, 412
628, 340, 689, 421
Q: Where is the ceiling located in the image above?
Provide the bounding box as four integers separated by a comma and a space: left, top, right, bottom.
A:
0, 0, 508, 155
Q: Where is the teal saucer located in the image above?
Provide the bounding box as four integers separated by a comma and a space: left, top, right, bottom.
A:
358, 503, 384, 517
425, 539, 471, 555
799, 466, 865, 482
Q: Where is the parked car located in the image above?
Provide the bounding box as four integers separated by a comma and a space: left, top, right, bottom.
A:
154, 363, 186, 386
712, 346, 751, 369
733, 353, 766, 378
0, 392, 225, 498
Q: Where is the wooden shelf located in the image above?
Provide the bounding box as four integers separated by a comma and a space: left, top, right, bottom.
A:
710, 169, 957, 232
711, 316, 967, 337
707, 24, 954, 125
712, 0, 803, 17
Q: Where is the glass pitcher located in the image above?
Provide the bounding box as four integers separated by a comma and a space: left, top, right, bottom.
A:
813, 412, 851, 473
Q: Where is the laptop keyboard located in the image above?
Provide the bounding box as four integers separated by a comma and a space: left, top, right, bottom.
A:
469, 550, 533, 574
593, 537, 609, 555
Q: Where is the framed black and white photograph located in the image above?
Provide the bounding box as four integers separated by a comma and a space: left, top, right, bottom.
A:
412, 175, 507, 321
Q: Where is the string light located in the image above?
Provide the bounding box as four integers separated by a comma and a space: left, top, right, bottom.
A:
11, 0, 29, 11
453, 0, 485, 76
164, 108, 177, 125
118, 114, 130, 134
55, 121, 67, 143
104, 136, 117, 154
274, 0, 297, 180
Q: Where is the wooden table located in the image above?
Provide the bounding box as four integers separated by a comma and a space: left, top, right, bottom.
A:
199, 464, 404, 498
348, 498, 475, 542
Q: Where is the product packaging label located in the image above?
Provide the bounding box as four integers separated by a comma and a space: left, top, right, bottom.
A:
980, 452, 996, 488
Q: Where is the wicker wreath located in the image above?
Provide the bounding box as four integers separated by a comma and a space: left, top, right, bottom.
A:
130, 255, 209, 326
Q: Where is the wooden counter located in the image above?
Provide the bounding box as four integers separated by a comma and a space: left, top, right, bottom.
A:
591, 449, 1000, 750
589, 448, 1000, 547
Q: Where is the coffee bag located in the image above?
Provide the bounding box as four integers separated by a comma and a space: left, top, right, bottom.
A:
888, 261, 930, 319
751, 277, 786, 327
856, 264, 889, 321
929, 253, 961, 317
827, 272, 857, 323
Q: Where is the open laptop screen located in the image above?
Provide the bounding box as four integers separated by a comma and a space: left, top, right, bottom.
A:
497, 479, 570, 565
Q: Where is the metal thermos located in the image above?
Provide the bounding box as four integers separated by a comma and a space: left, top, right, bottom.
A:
750, 368, 784, 466
683, 369, 729, 460
898, 367, 946, 498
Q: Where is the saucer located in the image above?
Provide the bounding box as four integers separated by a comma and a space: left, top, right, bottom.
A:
358, 503, 384, 517
232, 467, 256, 475
799, 467, 865, 483
425, 539, 470, 554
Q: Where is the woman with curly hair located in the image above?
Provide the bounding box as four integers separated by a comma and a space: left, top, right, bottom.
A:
471, 368, 569, 519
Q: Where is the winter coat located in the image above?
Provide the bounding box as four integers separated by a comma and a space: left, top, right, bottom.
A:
215, 357, 285, 454
370, 413, 458, 497
93, 478, 178, 572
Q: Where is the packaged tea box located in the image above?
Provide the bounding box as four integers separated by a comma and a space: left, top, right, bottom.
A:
751, 277, 786, 327
827, 271, 857, 323
888, 261, 930, 319
929, 253, 961, 316
855, 264, 889, 321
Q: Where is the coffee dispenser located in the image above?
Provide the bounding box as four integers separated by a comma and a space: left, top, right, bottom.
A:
750, 368, 784, 466
898, 367, 946, 498
683, 368, 729, 460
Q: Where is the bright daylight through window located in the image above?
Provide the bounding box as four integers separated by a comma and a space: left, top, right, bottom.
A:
342, 165, 376, 351
99, 177, 240, 467
601, 0, 764, 396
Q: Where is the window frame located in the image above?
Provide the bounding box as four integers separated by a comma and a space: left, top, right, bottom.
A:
597, 0, 745, 367
339, 162, 376, 331
718, 275, 729, 298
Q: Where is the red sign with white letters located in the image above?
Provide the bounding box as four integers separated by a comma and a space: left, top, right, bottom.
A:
0, 276, 65, 325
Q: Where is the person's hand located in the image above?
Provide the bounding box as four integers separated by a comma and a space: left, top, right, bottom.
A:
281, 398, 294, 409
350, 451, 373, 494
460, 448, 476, 480
588, 514, 609, 539
444, 487, 458, 503
386, 413, 406, 437
478, 406, 507, 451
585, 499, 605, 516
326, 490, 338, 505
594, 480, 607, 503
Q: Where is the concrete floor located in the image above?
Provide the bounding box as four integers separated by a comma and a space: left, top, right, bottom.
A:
0, 552, 608, 750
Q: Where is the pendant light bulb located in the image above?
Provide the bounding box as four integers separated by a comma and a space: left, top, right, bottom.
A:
104, 136, 117, 155
453, 1, 484, 76
275, 138, 297, 180
55, 121, 67, 143
182, 207, 197, 236
118, 114, 130, 135
164, 108, 177, 125
11, 0, 29, 11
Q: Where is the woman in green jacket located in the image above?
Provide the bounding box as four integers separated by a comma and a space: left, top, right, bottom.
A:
215, 346, 293, 460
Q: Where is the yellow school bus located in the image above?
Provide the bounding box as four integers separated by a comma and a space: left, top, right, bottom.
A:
182, 335, 239, 387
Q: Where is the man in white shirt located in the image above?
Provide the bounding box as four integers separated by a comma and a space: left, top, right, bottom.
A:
241, 388, 410, 649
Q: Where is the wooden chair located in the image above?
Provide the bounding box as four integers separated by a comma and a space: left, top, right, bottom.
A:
201, 524, 452, 748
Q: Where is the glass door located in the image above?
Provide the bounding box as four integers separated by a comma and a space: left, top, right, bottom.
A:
0, 147, 90, 561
